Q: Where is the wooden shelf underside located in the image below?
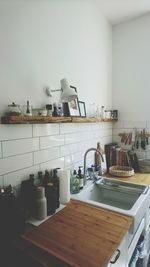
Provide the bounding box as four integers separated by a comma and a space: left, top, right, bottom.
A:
1, 115, 118, 124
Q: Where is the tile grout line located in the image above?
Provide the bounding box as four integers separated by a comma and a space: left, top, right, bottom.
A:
1, 141, 3, 158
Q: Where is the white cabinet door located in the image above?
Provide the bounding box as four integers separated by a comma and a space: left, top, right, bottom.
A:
107, 236, 127, 267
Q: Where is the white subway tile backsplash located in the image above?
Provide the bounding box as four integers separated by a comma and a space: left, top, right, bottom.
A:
123, 121, 146, 129
64, 154, 75, 167
64, 133, 80, 144
0, 153, 33, 175
90, 123, 103, 131
2, 138, 39, 157
65, 151, 84, 167
146, 151, 150, 159
60, 143, 79, 157
100, 129, 112, 138
112, 120, 150, 158
102, 122, 113, 129
60, 123, 80, 134
40, 157, 65, 171
0, 176, 3, 187
4, 165, 40, 187
91, 131, 101, 140
101, 136, 112, 147
136, 151, 146, 159
60, 123, 91, 134
60, 122, 107, 134
34, 147, 59, 165
0, 121, 113, 187
33, 124, 59, 137
65, 132, 91, 145
113, 121, 124, 129
0, 124, 32, 141
40, 135, 64, 150
60, 141, 88, 157
112, 128, 124, 136
145, 144, 150, 152
112, 135, 121, 144
146, 152, 150, 159
146, 121, 150, 128
77, 123, 91, 132
0, 142, 2, 158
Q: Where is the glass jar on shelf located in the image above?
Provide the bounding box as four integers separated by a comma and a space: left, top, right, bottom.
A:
100, 106, 105, 119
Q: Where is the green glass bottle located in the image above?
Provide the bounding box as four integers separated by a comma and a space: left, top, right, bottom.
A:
70, 170, 80, 194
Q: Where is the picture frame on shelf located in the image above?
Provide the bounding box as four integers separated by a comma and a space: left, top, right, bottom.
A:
78, 101, 86, 117
63, 86, 80, 117
68, 98, 80, 117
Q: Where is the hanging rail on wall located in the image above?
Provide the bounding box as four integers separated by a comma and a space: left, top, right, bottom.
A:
118, 129, 150, 150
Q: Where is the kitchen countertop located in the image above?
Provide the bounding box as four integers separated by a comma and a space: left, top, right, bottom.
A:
18, 200, 133, 267
15, 172, 150, 267
104, 172, 150, 185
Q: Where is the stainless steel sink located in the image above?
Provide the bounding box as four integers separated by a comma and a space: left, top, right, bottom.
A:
71, 177, 150, 233
90, 178, 148, 210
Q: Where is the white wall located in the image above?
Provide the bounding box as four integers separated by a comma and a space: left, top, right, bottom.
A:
0, 0, 112, 115
112, 13, 150, 159
112, 13, 150, 121
0, 0, 113, 187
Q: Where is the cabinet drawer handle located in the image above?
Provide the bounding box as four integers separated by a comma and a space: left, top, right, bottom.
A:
110, 249, 121, 264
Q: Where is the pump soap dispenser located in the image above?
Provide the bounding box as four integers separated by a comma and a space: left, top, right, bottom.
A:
78, 166, 84, 190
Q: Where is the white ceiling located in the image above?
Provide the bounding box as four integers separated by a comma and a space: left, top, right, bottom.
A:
96, 0, 150, 25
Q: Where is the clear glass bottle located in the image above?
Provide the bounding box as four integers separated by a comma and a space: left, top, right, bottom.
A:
46, 104, 53, 116
35, 171, 43, 186
100, 106, 105, 119
25, 100, 32, 116
52, 168, 60, 209
57, 103, 63, 116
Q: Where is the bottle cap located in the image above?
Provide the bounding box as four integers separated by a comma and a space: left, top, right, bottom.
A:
73, 169, 77, 175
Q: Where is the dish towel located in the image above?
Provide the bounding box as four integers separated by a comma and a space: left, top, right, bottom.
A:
129, 235, 147, 267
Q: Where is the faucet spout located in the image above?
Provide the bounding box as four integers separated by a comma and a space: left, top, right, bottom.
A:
83, 148, 104, 186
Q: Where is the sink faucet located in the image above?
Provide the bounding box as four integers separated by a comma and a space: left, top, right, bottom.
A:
83, 148, 104, 185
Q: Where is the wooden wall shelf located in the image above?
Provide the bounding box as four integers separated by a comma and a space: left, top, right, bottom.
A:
1, 115, 118, 124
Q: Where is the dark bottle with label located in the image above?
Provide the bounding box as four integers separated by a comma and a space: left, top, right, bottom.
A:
20, 175, 35, 219
26, 100, 32, 116
43, 170, 50, 187
52, 102, 58, 117
52, 168, 60, 209
45, 182, 57, 215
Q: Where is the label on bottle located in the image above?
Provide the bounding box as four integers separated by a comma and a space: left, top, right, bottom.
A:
79, 178, 84, 189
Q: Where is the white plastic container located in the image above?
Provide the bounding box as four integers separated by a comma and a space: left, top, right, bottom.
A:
58, 169, 70, 204
34, 186, 47, 220
100, 106, 105, 119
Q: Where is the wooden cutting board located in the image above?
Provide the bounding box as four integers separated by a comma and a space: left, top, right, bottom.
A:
21, 200, 133, 267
